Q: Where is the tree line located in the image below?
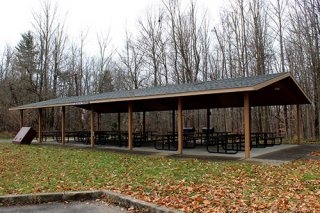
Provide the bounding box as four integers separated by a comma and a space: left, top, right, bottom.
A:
0, 0, 319, 140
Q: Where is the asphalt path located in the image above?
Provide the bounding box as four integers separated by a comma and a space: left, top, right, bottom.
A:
0, 200, 129, 213
252, 144, 320, 161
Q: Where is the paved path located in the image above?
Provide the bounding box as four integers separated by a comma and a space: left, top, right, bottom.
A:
253, 144, 320, 161
0, 200, 127, 213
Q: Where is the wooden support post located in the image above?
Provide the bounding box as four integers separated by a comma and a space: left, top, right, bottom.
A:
91, 105, 95, 147
172, 110, 175, 134
143, 111, 146, 140
128, 102, 133, 150
20, 110, 23, 129
297, 104, 301, 145
178, 97, 183, 154
118, 112, 121, 132
62, 106, 66, 145
244, 92, 251, 158
207, 108, 210, 142
39, 109, 42, 143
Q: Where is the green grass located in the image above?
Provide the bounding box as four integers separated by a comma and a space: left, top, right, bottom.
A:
0, 143, 319, 212
283, 138, 320, 144
0, 132, 15, 140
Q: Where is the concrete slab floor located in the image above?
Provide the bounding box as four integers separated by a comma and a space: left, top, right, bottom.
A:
2, 139, 318, 166
1, 139, 296, 157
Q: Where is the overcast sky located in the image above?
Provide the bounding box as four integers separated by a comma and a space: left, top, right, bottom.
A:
0, 0, 224, 53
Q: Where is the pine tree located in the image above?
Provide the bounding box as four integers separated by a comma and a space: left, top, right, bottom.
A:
15, 31, 39, 99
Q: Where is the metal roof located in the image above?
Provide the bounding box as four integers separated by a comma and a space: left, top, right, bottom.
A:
9, 72, 311, 112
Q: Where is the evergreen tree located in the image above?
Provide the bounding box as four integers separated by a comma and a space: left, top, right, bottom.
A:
15, 31, 39, 99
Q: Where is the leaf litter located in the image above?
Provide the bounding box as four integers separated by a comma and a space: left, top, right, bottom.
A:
0, 143, 319, 212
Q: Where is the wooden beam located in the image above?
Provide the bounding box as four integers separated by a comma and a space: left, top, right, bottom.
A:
39, 109, 42, 143
91, 105, 95, 147
297, 104, 301, 145
244, 92, 251, 158
20, 110, 23, 129
207, 108, 210, 142
62, 106, 66, 145
178, 97, 183, 154
274, 83, 300, 103
128, 101, 133, 150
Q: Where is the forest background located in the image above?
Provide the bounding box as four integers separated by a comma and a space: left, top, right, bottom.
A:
0, 0, 319, 140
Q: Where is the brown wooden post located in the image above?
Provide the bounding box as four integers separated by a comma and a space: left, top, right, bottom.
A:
172, 110, 175, 134
207, 108, 210, 142
20, 110, 23, 129
128, 101, 133, 150
244, 92, 251, 158
178, 97, 183, 154
39, 109, 42, 143
62, 106, 66, 145
297, 104, 301, 145
142, 111, 146, 140
91, 105, 95, 147
118, 112, 121, 131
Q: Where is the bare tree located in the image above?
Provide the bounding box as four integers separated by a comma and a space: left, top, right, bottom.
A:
137, 7, 165, 86
119, 31, 146, 90
96, 30, 114, 93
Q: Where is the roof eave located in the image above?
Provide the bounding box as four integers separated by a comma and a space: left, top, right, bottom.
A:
9, 102, 76, 111
89, 86, 256, 104
9, 86, 256, 111
253, 72, 312, 104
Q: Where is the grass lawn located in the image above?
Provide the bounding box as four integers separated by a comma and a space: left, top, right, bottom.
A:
0, 132, 15, 140
0, 143, 319, 212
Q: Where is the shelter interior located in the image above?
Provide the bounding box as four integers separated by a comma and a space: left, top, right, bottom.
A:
10, 72, 311, 158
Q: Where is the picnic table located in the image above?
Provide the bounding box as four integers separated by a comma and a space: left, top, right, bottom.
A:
153, 132, 197, 150
77, 131, 91, 144
55, 131, 78, 143
206, 134, 246, 154
205, 131, 284, 154
153, 134, 178, 151
171, 132, 196, 147
196, 131, 231, 145
137, 131, 157, 142
91, 131, 142, 147
36, 131, 60, 142
107, 132, 128, 147
250, 132, 283, 147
